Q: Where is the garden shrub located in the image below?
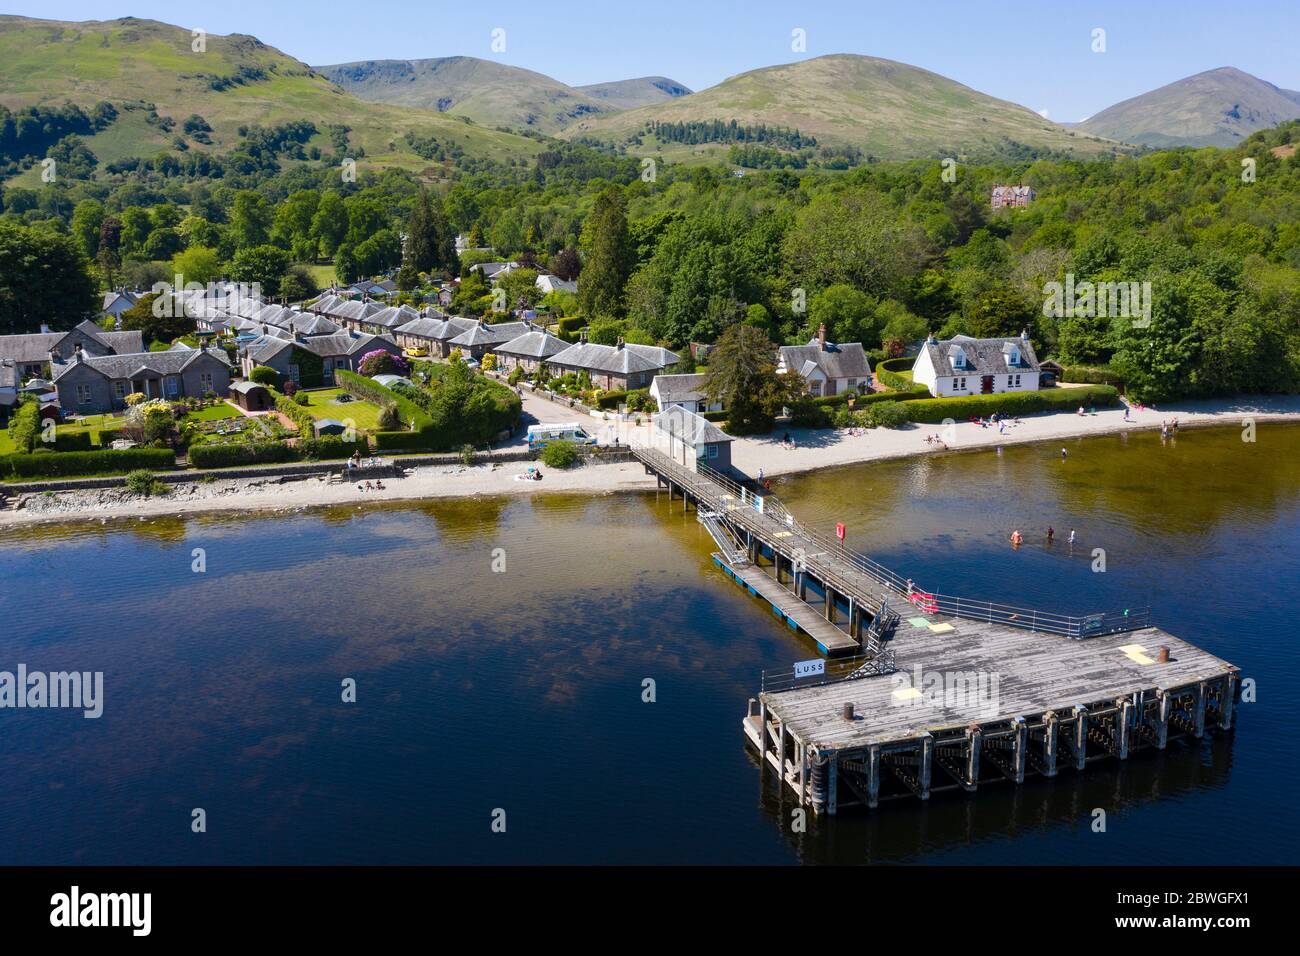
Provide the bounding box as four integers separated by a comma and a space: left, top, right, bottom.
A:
249, 365, 280, 387
860, 400, 910, 429
539, 439, 579, 469
188, 441, 296, 468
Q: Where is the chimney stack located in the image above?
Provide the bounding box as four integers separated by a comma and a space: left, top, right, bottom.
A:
40, 322, 51, 334
616, 337, 625, 350
818, 323, 827, 351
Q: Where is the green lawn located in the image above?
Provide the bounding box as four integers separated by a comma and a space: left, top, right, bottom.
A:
183, 403, 242, 422
293, 389, 386, 431
0, 431, 16, 455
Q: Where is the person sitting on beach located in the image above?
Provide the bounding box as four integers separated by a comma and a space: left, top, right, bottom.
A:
1077, 406, 1086, 416
375, 480, 385, 491
364, 480, 375, 492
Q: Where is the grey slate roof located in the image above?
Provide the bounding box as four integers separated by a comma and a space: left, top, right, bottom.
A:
779, 339, 872, 381
50, 346, 230, 382
650, 373, 708, 406
365, 304, 421, 329
0, 321, 144, 364
449, 321, 531, 349
654, 404, 731, 445
229, 380, 269, 395
920, 334, 1040, 377
0, 361, 17, 389
548, 341, 679, 376
495, 329, 569, 360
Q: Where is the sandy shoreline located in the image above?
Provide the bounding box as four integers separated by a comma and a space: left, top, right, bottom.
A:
4, 393, 1299, 529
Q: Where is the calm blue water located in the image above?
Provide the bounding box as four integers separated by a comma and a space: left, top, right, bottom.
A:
1, 424, 1296, 864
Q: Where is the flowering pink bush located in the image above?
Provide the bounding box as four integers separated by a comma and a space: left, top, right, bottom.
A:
358, 350, 410, 377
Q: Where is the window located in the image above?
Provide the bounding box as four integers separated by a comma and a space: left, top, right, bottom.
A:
1010, 374, 1021, 387
287, 364, 300, 383
165, 376, 180, 397
809, 380, 822, 397
76, 384, 92, 406
706, 445, 719, 459
113, 381, 127, 398
954, 377, 967, 391
199, 372, 213, 392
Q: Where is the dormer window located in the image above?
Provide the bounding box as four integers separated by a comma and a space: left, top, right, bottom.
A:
952, 346, 967, 370
1008, 346, 1020, 367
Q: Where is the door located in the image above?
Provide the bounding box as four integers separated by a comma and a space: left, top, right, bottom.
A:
981, 375, 994, 394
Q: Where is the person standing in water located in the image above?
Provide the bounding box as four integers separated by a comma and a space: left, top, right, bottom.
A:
1061, 447, 1068, 461
1047, 526, 1055, 543
1068, 528, 1077, 546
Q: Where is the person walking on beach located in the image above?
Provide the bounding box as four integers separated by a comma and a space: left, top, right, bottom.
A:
1061, 447, 1068, 461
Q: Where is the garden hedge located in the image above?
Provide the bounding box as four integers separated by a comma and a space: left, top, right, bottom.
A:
268, 387, 317, 439
873, 356, 916, 392
188, 441, 297, 469
898, 385, 1120, 423
1061, 365, 1127, 387
1, 447, 176, 479
52, 431, 95, 452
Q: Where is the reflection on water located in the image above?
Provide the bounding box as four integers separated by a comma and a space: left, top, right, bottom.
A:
0, 425, 1296, 864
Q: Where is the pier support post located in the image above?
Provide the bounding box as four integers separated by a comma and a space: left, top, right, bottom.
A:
919, 733, 933, 800
964, 725, 982, 790
1155, 692, 1170, 749
778, 720, 786, 780
866, 745, 881, 809
1043, 711, 1059, 777
1116, 698, 1131, 759
1011, 717, 1027, 783
824, 584, 835, 624
1193, 682, 1207, 738
1073, 705, 1088, 770
757, 700, 768, 774
827, 753, 838, 816
798, 742, 808, 807
1220, 673, 1237, 731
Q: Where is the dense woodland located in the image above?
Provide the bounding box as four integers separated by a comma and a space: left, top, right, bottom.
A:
2, 117, 1298, 403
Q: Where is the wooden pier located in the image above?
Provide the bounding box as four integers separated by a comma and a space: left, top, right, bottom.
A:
632, 445, 1241, 814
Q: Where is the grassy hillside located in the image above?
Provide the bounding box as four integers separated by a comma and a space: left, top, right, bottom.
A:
1078, 67, 1300, 148
574, 76, 692, 110
563, 54, 1126, 161
317, 56, 610, 135
0, 15, 542, 174
318, 57, 692, 135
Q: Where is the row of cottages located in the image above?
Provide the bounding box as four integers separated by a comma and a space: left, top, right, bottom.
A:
545, 339, 680, 391
648, 373, 724, 415
52, 342, 233, 414
0, 320, 145, 381
911, 332, 1042, 397
393, 316, 476, 356
238, 330, 403, 388
776, 324, 873, 397
493, 327, 569, 374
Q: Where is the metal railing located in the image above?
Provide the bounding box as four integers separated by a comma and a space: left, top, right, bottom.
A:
636, 446, 1151, 640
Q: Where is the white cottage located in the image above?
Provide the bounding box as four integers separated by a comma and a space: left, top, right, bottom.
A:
912, 332, 1041, 397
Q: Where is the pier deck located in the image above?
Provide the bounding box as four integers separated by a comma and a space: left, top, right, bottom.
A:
631, 444, 1242, 814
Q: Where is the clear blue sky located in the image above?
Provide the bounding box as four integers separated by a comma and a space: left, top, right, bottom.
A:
10, 0, 1300, 121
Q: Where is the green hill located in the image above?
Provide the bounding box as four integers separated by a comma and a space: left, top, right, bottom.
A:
563, 54, 1127, 162
318, 57, 692, 135
316, 56, 608, 134
1077, 67, 1300, 148
574, 76, 692, 110
0, 15, 542, 177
